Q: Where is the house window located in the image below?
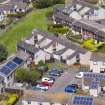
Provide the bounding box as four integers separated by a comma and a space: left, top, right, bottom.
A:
93, 62, 97, 65
27, 101, 31, 104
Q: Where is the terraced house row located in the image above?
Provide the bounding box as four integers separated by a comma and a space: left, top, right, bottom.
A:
53, 0, 105, 42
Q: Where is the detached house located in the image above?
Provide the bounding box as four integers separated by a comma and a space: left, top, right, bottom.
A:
17, 29, 92, 66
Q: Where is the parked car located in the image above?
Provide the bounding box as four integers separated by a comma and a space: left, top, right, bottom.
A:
75, 72, 84, 78
49, 70, 61, 77
41, 82, 53, 87
47, 76, 56, 81
42, 77, 54, 84
32, 84, 49, 91
51, 67, 63, 74
65, 84, 78, 93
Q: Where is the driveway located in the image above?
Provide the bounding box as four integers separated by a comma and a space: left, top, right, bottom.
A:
48, 66, 82, 93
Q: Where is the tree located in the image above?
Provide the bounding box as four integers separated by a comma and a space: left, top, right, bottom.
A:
0, 44, 8, 62
32, 0, 64, 8
15, 69, 41, 83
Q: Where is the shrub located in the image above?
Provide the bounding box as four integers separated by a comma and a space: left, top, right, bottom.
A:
7, 94, 18, 105
0, 44, 8, 62
15, 69, 42, 83
38, 60, 45, 66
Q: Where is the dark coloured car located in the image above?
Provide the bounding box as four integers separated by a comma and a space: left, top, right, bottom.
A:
49, 70, 61, 77
65, 84, 78, 93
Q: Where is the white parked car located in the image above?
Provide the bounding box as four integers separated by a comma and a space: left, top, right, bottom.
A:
75, 72, 84, 79
42, 77, 54, 84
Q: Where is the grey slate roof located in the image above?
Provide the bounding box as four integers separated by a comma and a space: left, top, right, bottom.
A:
54, 13, 105, 37
17, 41, 40, 54
90, 53, 105, 62
0, 1, 28, 12
32, 29, 88, 54
54, 47, 68, 55
17, 29, 88, 56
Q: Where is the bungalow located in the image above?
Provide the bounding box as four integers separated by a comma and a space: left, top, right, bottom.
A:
82, 72, 105, 97
53, 0, 105, 42
90, 53, 105, 73
17, 29, 92, 66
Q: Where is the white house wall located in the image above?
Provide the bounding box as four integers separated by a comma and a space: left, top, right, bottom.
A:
34, 50, 45, 64
66, 56, 76, 65
22, 101, 61, 105
45, 52, 51, 60
53, 54, 61, 60
90, 61, 105, 73
80, 51, 92, 65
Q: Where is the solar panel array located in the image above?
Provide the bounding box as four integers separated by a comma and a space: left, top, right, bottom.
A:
73, 96, 93, 105
84, 73, 105, 80
0, 57, 23, 77
84, 73, 105, 89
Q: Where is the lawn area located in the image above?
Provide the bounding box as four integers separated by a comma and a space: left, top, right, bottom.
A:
0, 8, 52, 54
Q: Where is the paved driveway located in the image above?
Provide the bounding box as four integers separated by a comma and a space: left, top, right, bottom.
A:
48, 66, 82, 93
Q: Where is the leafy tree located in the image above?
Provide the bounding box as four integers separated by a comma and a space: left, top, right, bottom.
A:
38, 60, 45, 66
15, 69, 41, 83
32, 0, 64, 8
0, 44, 8, 62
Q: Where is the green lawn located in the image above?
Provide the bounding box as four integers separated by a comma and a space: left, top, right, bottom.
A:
0, 8, 52, 54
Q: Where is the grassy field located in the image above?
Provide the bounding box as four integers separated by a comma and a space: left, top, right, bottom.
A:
0, 8, 52, 54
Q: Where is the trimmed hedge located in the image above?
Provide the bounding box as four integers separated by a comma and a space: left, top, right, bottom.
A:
48, 24, 69, 34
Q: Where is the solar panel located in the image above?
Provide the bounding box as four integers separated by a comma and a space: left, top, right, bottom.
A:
12, 57, 23, 65
73, 96, 93, 105
0, 66, 11, 76
84, 73, 105, 80
90, 81, 98, 89
6, 61, 17, 70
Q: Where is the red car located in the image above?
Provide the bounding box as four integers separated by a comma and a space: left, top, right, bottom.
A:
40, 82, 53, 87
